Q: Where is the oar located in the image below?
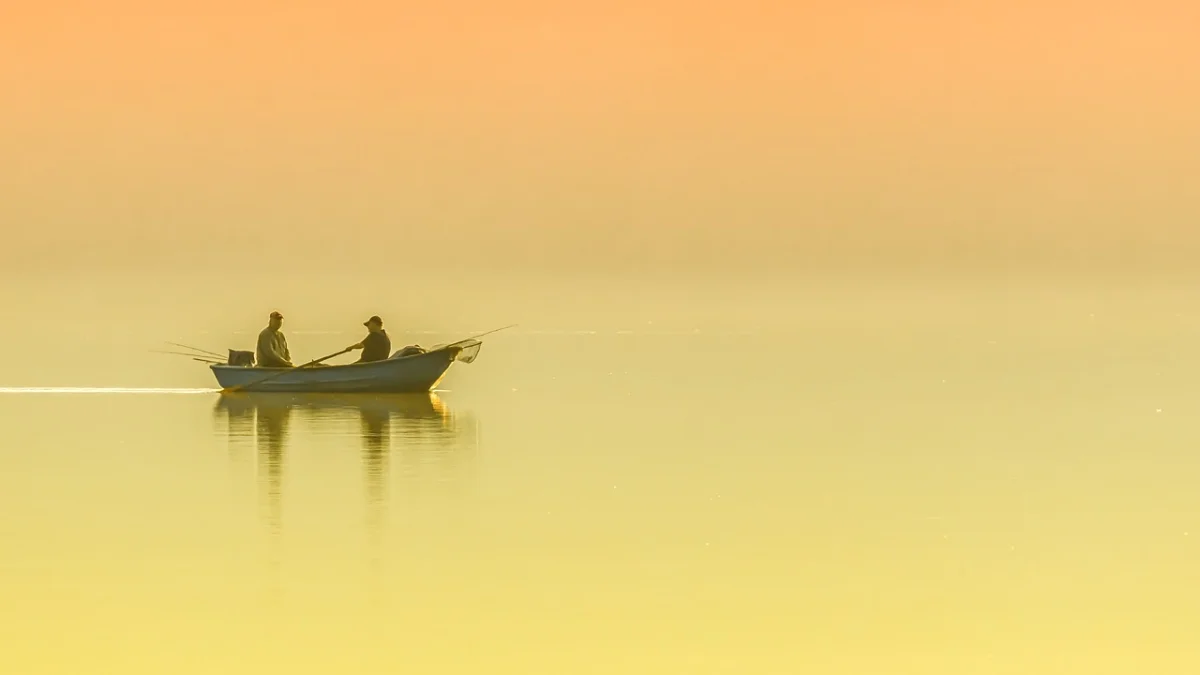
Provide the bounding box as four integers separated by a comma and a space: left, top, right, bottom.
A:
220, 348, 353, 394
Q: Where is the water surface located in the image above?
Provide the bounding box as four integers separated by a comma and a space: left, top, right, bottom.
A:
3, 275, 1200, 673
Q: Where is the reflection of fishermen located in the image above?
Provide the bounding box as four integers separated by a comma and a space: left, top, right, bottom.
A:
348, 315, 392, 363
256, 311, 293, 368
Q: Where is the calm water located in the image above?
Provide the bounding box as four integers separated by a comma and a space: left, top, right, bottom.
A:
3, 275, 1200, 673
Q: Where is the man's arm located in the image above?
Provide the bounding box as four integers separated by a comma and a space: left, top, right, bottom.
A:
349, 334, 367, 362
256, 330, 272, 361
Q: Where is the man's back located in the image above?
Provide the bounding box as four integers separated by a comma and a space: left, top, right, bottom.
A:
357, 329, 391, 363
257, 327, 292, 367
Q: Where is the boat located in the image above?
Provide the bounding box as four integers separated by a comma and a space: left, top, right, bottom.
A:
208, 340, 482, 393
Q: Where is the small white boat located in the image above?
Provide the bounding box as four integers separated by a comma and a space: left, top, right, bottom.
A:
209, 340, 482, 393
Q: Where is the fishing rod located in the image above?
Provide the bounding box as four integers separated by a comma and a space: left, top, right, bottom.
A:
152, 349, 222, 359
151, 349, 224, 364
466, 324, 518, 340
165, 342, 225, 359
435, 324, 517, 350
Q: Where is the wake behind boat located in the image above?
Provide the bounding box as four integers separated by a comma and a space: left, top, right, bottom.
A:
208, 340, 483, 393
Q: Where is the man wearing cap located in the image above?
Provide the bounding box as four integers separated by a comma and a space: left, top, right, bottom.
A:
349, 315, 392, 363
256, 311, 294, 368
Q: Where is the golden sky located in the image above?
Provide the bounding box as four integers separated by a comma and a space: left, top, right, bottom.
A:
3, 1, 1200, 276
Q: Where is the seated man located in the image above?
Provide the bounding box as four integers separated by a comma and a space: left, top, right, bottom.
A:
256, 311, 294, 368
349, 315, 392, 363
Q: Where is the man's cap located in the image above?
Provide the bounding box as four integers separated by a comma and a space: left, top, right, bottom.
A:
364, 315, 383, 326
270, 311, 284, 319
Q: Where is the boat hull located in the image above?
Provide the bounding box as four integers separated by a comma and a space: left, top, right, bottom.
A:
209, 348, 458, 393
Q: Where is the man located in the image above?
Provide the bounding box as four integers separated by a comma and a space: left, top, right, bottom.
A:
349, 315, 392, 363
256, 311, 294, 368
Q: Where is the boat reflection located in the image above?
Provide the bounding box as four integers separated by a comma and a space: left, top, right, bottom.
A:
212, 392, 479, 544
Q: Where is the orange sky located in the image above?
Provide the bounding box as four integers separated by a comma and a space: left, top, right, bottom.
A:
3, 1, 1200, 277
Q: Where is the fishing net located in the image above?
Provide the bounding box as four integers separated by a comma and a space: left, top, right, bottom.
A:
451, 339, 483, 364
425, 338, 483, 364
